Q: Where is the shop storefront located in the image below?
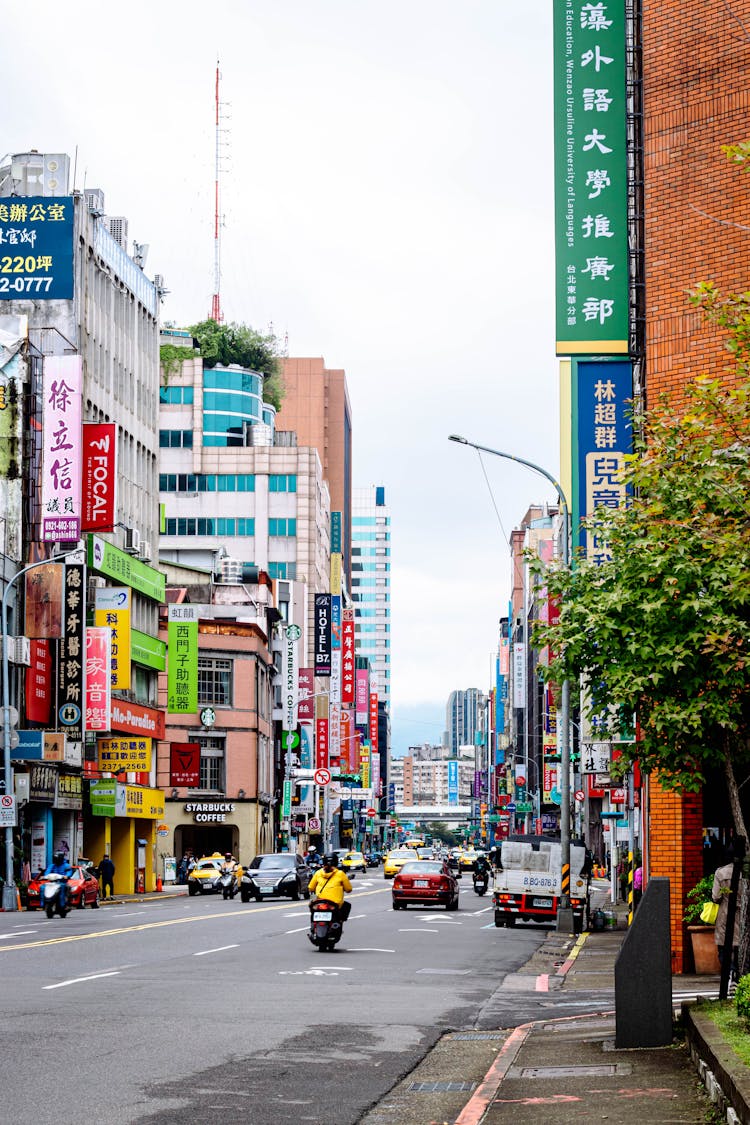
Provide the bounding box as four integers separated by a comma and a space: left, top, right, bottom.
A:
88, 781, 165, 892
165, 798, 260, 865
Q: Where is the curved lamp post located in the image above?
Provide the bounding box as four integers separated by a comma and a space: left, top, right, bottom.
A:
448, 433, 575, 932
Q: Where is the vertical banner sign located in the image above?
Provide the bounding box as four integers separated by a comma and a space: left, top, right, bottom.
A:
167, 605, 199, 714
298, 723, 315, 812
573, 358, 633, 559
512, 643, 527, 708
85, 626, 112, 732
0, 331, 25, 561
355, 668, 369, 726
170, 743, 200, 787
81, 422, 117, 531
329, 596, 342, 763
25, 562, 63, 638
58, 563, 85, 742
315, 695, 329, 770
41, 354, 83, 542
360, 741, 371, 789
26, 639, 52, 724
369, 690, 379, 754
340, 707, 354, 773
298, 667, 315, 721
341, 608, 355, 705
94, 586, 131, 689
0, 196, 74, 300
330, 511, 342, 555
330, 553, 342, 596
314, 593, 331, 677
448, 759, 459, 806
283, 623, 301, 733
553, 0, 628, 355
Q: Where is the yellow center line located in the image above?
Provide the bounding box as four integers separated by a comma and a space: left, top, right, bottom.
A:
0, 886, 390, 952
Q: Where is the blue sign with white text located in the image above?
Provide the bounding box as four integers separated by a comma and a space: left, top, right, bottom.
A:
0, 196, 74, 300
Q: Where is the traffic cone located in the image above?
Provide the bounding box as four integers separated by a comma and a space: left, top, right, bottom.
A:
156, 876, 163, 892
16, 887, 22, 911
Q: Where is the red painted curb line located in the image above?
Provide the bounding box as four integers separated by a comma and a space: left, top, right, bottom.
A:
454, 1023, 532, 1125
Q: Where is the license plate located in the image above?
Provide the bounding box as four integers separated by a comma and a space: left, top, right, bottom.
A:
260, 887, 273, 894
414, 880, 429, 887
313, 911, 333, 921
532, 897, 553, 907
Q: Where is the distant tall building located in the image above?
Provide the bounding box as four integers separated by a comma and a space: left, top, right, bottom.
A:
275, 357, 353, 580
352, 486, 391, 709
445, 689, 486, 755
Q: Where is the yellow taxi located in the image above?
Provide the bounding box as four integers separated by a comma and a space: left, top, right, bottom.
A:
340, 850, 367, 874
458, 848, 479, 871
187, 852, 244, 896
383, 848, 418, 879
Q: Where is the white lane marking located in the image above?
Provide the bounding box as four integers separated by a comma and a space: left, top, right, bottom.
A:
284, 927, 310, 934
468, 907, 492, 916
283, 912, 309, 918
399, 928, 439, 933
417, 916, 462, 925
118, 912, 146, 918
193, 944, 239, 957
44, 970, 121, 990
0, 931, 37, 939
349, 913, 367, 919
347, 947, 395, 953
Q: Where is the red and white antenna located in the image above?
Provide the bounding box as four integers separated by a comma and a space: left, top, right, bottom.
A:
210, 59, 223, 323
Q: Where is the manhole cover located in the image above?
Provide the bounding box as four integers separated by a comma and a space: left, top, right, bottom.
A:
516, 1064, 623, 1079
407, 1081, 477, 1093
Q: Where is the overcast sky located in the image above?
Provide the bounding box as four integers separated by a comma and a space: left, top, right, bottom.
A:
5, 2, 558, 755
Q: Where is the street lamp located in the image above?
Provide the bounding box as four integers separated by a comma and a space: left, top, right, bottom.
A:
2, 550, 82, 912
449, 433, 575, 932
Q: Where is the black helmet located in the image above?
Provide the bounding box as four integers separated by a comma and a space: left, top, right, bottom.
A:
323, 853, 338, 867
225, 852, 232, 860
53, 852, 64, 864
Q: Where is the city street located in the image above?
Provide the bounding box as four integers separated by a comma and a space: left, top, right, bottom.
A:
0, 878, 548, 1125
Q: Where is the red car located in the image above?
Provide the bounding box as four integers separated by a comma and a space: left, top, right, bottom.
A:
392, 861, 459, 911
26, 865, 101, 911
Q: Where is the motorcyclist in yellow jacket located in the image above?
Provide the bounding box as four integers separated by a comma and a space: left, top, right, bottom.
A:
308, 853, 352, 922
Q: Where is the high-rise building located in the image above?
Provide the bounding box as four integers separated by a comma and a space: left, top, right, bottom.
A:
444, 688, 486, 755
352, 486, 391, 710
157, 332, 331, 669
274, 357, 353, 580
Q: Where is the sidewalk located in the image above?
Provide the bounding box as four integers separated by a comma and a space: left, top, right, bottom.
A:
458, 905, 735, 1125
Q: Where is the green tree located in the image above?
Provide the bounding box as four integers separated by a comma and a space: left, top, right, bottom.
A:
426, 821, 458, 848
532, 299, 750, 968
187, 319, 285, 410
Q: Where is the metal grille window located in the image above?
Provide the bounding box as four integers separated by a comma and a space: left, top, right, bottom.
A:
198, 657, 233, 706
198, 736, 225, 792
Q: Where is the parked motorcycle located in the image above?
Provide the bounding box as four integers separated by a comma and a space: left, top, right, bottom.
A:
472, 869, 489, 896
218, 869, 238, 900
41, 873, 69, 919
307, 897, 343, 952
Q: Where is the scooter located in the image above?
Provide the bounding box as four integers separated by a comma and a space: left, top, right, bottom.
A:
218, 869, 238, 900
307, 897, 343, 952
472, 868, 489, 896
41, 873, 69, 919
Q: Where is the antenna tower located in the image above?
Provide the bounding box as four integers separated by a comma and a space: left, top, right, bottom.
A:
211, 60, 223, 323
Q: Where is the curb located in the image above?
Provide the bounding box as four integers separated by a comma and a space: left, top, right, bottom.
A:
556, 930, 589, 977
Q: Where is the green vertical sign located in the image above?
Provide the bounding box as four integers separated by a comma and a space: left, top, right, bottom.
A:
282, 780, 292, 819
554, 0, 629, 355
167, 606, 198, 714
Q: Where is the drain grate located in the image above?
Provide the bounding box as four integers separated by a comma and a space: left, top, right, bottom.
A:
516, 1064, 622, 1079
407, 1081, 477, 1093
450, 1032, 506, 1041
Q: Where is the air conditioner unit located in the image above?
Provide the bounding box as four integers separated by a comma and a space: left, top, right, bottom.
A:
1, 636, 30, 665
138, 540, 152, 562
124, 528, 140, 554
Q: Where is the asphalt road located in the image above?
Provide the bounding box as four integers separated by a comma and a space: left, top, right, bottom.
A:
0, 875, 548, 1125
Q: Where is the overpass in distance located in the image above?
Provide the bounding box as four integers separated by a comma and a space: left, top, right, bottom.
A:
394, 805, 472, 825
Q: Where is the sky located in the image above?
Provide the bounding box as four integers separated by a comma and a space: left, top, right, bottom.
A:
4, 2, 559, 756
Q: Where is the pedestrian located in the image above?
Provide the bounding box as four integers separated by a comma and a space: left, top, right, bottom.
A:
177, 853, 188, 883
100, 854, 116, 900
633, 865, 643, 908
712, 847, 743, 980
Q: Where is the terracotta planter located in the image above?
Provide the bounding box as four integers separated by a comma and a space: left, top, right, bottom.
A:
688, 925, 720, 973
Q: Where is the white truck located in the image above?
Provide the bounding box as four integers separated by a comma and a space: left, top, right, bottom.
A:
492, 835, 590, 929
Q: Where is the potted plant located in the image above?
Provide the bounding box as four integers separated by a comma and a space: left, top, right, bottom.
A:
684, 874, 720, 974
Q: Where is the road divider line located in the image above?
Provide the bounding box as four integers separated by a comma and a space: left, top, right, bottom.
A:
43, 970, 121, 990
0, 886, 391, 952
193, 944, 239, 956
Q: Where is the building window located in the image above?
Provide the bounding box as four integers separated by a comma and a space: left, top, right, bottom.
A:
159, 386, 194, 404
269, 474, 297, 492
267, 562, 297, 580
198, 657, 233, 706
164, 518, 255, 536
159, 429, 193, 448
268, 518, 297, 537
197, 736, 225, 792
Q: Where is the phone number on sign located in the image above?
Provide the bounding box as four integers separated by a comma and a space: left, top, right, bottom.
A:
0, 276, 54, 294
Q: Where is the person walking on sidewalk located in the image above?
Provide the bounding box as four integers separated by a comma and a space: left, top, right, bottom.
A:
99, 854, 116, 900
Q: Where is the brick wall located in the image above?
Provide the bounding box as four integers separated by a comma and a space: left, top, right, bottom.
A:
641, 1, 750, 969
